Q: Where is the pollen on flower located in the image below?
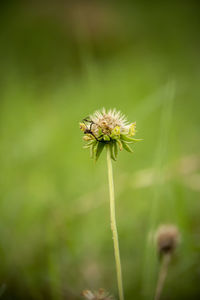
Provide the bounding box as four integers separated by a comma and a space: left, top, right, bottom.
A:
112, 126, 121, 136
129, 122, 136, 136
80, 123, 87, 132
90, 108, 129, 137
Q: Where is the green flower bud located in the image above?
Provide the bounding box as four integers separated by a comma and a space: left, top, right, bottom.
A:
83, 135, 93, 141
103, 135, 110, 141
112, 126, 121, 136
80, 123, 87, 132
129, 122, 136, 136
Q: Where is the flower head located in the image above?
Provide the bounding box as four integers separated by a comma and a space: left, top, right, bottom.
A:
82, 288, 114, 300
80, 108, 141, 161
155, 224, 180, 256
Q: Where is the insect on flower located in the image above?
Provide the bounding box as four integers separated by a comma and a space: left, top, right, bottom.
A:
80, 117, 103, 142
80, 108, 141, 161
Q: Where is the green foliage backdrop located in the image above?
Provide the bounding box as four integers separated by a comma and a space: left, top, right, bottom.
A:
0, 1, 200, 299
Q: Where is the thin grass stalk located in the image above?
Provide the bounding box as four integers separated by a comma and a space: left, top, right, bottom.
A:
106, 145, 124, 300
154, 253, 171, 300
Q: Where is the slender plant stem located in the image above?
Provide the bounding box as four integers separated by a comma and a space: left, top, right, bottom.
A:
106, 145, 124, 300
155, 253, 171, 300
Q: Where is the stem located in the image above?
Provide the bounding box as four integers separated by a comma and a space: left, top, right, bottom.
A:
106, 145, 124, 300
154, 253, 171, 300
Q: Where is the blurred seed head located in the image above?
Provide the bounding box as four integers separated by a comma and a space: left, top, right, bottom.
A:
155, 224, 180, 256
82, 288, 114, 300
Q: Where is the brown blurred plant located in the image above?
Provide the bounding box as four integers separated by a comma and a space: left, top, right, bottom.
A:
154, 224, 180, 300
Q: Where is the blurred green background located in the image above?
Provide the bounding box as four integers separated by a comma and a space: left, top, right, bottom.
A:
0, 0, 200, 299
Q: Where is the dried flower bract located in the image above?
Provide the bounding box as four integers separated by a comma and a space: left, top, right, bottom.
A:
155, 224, 180, 256
80, 108, 141, 161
